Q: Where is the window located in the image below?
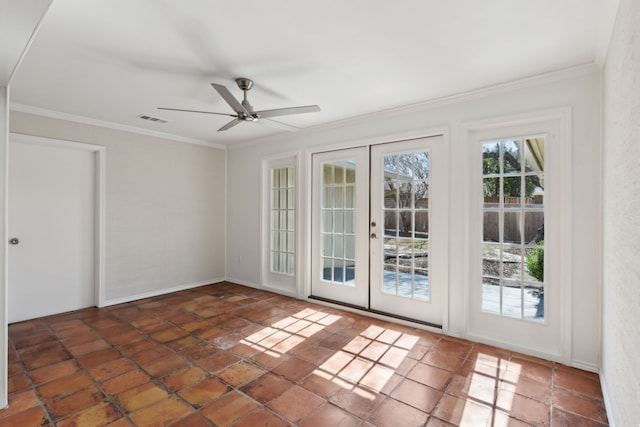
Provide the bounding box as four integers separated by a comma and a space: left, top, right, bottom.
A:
270, 166, 295, 275
480, 137, 545, 321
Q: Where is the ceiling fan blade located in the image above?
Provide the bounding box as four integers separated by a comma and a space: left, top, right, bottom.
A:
257, 118, 300, 132
218, 118, 242, 131
255, 105, 321, 119
211, 83, 251, 116
158, 107, 234, 117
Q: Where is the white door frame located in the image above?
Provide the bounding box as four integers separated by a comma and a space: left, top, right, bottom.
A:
8, 133, 106, 309
303, 128, 450, 332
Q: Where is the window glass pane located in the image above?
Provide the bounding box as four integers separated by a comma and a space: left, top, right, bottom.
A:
345, 235, 355, 260
503, 140, 521, 174
503, 177, 521, 201
481, 277, 500, 314
323, 164, 333, 185
483, 177, 500, 206
322, 258, 333, 281
483, 212, 499, 243
345, 185, 355, 208
503, 212, 521, 244
414, 211, 428, 238
479, 136, 545, 321
345, 165, 356, 183
482, 142, 500, 176
526, 175, 544, 207
334, 211, 344, 233
414, 181, 429, 209
334, 186, 344, 208
322, 234, 332, 257
334, 235, 344, 258
288, 210, 295, 231
344, 211, 355, 234
322, 186, 332, 208
524, 138, 544, 172
524, 245, 544, 284
502, 282, 522, 318
524, 284, 544, 321
525, 212, 544, 244
270, 166, 295, 276
384, 211, 398, 237
287, 232, 295, 253
414, 269, 429, 301
482, 244, 501, 278
287, 189, 294, 209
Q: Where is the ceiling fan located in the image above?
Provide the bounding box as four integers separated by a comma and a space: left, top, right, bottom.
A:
159, 78, 321, 132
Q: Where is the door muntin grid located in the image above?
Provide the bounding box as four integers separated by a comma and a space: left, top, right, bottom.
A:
381, 151, 430, 301
481, 138, 545, 321
320, 161, 356, 286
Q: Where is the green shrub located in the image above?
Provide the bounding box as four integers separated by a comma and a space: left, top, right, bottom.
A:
526, 240, 544, 282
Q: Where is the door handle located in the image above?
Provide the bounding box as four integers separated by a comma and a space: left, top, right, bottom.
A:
9, 238, 19, 245
370, 233, 377, 239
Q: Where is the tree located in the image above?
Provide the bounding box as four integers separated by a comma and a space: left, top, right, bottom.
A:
383, 153, 429, 236
482, 142, 541, 198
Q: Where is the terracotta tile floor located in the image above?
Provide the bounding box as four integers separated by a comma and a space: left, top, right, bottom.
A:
2, 282, 608, 426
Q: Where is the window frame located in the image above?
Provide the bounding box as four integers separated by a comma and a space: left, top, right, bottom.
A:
261, 154, 299, 294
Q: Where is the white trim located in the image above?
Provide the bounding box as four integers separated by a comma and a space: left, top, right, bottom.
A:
465, 331, 562, 362
6, 1, 53, 85
103, 278, 225, 307
10, 103, 227, 150
223, 277, 261, 290
260, 154, 298, 294
230, 64, 599, 151
462, 108, 572, 364
1, 86, 9, 410
8, 133, 107, 311
599, 373, 616, 427
594, 0, 620, 65
570, 360, 600, 374
302, 295, 444, 336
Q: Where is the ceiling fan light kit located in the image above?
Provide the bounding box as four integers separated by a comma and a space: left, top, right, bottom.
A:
159, 78, 321, 132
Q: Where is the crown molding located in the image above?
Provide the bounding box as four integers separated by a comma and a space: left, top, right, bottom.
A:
230, 63, 601, 151
9, 103, 227, 150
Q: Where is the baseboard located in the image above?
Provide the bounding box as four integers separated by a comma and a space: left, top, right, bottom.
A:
599, 372, 615, 427
103, 278, 226, 306
224, 277, 299, 298
570, 360, 600, 374
223, 277, 261, 290
465, 332, 563, 363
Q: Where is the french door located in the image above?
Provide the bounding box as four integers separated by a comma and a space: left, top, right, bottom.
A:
311, 136, 447, 326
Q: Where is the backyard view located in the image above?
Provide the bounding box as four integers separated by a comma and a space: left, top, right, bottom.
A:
481, 138, 546, 320
382, 151, 431, 300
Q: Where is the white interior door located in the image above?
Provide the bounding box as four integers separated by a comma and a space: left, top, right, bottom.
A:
311, 136, 447, 326
370, 137, 447, 325
8, 137, 97, 323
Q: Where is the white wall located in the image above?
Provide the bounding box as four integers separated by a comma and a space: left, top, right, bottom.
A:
602, 0, 640, 424
0, 87, 8, 409
227, 67, 603, 369
9, 112, 226, 303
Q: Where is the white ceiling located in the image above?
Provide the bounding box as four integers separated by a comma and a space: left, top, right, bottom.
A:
8, 0, 618, 146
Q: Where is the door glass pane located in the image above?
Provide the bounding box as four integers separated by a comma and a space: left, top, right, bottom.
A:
480, 137, 545, 321
270, 167, 295, 276
321, 160, 356, 287
381, 151, 431, 301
